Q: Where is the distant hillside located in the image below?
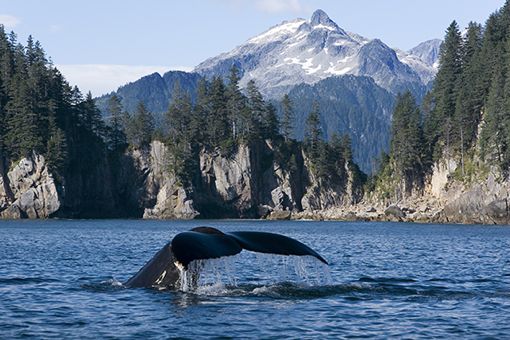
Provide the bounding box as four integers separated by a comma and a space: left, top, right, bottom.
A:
286, 75, 395, 173
93, 9, 441, 174
95, 71, 201, 116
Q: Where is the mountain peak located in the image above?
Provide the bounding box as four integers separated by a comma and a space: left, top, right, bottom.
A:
310, 9, 336, 28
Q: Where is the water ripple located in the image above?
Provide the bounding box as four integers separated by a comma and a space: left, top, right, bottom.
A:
1, 220, 510, 339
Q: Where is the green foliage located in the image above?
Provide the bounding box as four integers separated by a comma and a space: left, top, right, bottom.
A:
416, 1, 510, 180
424, 21, 463, 161
125, 102, 154, 149
0, 25, 128, 207
281, 94, 294, 141
105, 94, 127, 152
390, 91, 425, 192
304, 101, 323, 164
286, 75, 395, 174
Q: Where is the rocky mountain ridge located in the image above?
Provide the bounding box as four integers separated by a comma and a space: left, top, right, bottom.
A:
195, 9, 439, 98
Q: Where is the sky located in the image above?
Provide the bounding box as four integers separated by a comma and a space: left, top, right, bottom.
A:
0, 0, 505, 96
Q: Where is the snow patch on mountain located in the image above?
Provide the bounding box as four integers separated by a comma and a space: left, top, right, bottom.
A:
195, 9, 439, 98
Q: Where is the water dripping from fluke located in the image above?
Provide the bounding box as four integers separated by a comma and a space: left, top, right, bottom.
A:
175, 253, 332, 295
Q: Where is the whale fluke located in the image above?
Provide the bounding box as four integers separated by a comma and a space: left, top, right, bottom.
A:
227, 231, 328, 265
126, 226, 327, 289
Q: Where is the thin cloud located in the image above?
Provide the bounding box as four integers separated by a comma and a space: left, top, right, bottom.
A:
255, 0, 304, 13
49, 24, 62, 33
56, 64, 192, 97
0, 14, 20, 29
220, 0, 307, 14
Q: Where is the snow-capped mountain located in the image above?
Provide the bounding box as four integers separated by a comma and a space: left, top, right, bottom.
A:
96, 9, 442, 173
397, 39, 442, 84
195, 9, 439, 97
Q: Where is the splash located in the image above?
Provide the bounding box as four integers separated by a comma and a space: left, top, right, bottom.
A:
175, 253, 331, 293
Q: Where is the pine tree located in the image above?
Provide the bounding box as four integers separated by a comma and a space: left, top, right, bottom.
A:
480, 62, 508, 168
226, 66, 246, 141
453, 21, 484, 153
208, 76, 230, 147
4, 75, 43, 159
425, 21, 463, 160
45, 107, 67, 173
246, 80, 265, 141
166, 82, 192, 144
281, 94, 294, 141
304, 101, 323, 165
126, 102, 154, 148
106, 94, 127, 152
263, 103, 280, 141
389, 91, 424, 193
80, 92, 106, 140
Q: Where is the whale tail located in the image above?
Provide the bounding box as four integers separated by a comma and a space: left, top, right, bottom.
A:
126, 226, 327, 289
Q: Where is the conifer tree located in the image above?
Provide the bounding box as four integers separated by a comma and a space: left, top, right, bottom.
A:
304, 101, 323, 164
263, 103, 280, 141
226, 66, 246, 141
390, 91, 424, 192
208, 76, 230, 147
425, 21, 462, 160
281, 94, 294, 141
126, 102, 154, 148
246, 80, 265, 141
106, 94, 127, 152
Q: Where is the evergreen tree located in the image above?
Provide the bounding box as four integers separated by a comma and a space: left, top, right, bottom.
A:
208, 76, 230, 147
262, 103, 280, 141
192, 78, 210, 146
79, 92, 106, 140
304, 101, 323, 164
226, 66, 246, 141
281, 94, 294, 141
389, 91, 424, 193
45, 107, 67, 173
480, 62, 508, 169
246, 79, 265, 141
452, 21, 484, 154
106, 94, 127, 152
4, 75, 43, 159
425, 21, 463, 160
166, 82, 193, 144
126, 102, 154, 148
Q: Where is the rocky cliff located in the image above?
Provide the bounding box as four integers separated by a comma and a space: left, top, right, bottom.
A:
0, 153, 60, 218
0, 140, 360, 220
3, 140, 508, 224
330, 158, 510, 225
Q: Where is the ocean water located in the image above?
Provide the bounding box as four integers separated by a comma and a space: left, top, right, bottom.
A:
1, 219, 510, 338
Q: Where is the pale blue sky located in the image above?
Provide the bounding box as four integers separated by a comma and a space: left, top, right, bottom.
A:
0, 0, 505, 95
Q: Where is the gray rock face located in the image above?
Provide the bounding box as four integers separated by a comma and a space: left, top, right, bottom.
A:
136, 140, 359, 219
408, 39, 442, 67
384, 205, 405, 219
0, 153, 60, 219
440, 173, 510, 224
130, 141, 199, 219
396, 39, 442, 84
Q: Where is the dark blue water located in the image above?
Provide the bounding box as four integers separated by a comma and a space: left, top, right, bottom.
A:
1, 220, 510, 338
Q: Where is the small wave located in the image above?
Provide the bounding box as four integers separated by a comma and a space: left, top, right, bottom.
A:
81, 277, 125, 292
0, 277, 58, 285
175, 279, 498, 301
359, 276, 417, 284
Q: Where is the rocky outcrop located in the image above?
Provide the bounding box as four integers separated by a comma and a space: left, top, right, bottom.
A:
0, 153, 60, 218
439, 172, 510, 224
0, 140, 362, 220
129, 141, 199, 219
193, 142, 302, 218
137, 140, 361, 219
